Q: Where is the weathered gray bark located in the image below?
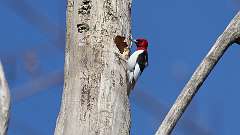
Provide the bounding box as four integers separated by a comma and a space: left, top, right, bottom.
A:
54, 0, 132, 135
0, 61, 11, 135
155, 11, 240, 135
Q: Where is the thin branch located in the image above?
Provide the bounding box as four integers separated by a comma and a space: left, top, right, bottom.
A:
155, 11, 240, 135
0, 61, 11, 135
2, 0, 65, 49
12, 70, 63, 102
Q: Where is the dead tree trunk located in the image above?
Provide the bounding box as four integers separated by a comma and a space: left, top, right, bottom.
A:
155, 11, 240, 135
54, 0, 132, 135
0, 61, 11, 135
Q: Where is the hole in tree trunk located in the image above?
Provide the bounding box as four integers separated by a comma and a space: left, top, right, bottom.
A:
114, 35, 128, 54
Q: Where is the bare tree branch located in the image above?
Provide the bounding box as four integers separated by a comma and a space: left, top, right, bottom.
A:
12, 70, 63, 102
1, 0, 65, 49
155, 11, 240, 135
0, 61, 11, 135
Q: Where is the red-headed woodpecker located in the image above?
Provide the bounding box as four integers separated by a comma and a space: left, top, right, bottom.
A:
127, 38, 148, 84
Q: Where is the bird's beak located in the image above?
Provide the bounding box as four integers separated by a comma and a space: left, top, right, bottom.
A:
130, 38, 137, 44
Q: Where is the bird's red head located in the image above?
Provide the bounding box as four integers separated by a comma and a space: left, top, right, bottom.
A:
136, 38, 148, 51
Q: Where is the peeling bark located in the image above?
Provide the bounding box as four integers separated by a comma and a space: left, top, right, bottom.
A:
155, 11, 240, 135
54, 0, 132, 135
0, 61, 11, 135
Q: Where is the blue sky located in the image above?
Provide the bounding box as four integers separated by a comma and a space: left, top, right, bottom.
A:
0, 0, 239, 135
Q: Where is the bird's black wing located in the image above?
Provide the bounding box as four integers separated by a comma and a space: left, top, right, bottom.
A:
137, 51, 148, 72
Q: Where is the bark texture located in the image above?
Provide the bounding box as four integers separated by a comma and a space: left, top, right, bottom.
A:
54, 0, 132, 135
0, 61, 10, 135
155, 11, 240, 135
